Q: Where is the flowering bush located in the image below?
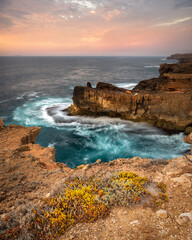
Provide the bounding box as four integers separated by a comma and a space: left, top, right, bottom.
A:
26, 172, 168, 239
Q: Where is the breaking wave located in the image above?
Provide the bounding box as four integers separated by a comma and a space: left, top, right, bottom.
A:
12, 96, 190, 168
16, 92, 40, 101
144, 65, 160, 68
114, 83, 137, 89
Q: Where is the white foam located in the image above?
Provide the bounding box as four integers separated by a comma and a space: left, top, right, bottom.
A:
27, 92, 39, 98
16, 94, 25, 100
69, 84, 96, 90
16, 92, 40, 100
12, 97, 190, 161
13, 97, 72, 127
0, 116, 7, 119
12, 97, 165, 136
48, 142, 56, 147
144, 65, 159, 68
114, 83, 137, 90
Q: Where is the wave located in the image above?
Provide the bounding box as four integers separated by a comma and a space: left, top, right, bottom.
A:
13, 97, 72, 126
144, 65, 159, 68
48, 142, 56, 147
115, 83, 137, 89
13, 96, 163, 132
69, 84, 96, 91
0, 116, 7, 120
70, 83, 137, 91
12, 97, 190, 166
16, 92, 40, 100
0, 99, 9, 104
69, 86, 75, 90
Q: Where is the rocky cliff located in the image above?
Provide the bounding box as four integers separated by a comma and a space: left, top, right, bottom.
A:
68, 54, 192, 132
167, 53, 192, 63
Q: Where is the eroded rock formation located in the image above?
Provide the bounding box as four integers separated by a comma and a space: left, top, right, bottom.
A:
68, 54, 192, 132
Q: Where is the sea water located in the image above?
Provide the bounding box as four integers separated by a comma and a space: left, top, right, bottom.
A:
0, 56, 189, 168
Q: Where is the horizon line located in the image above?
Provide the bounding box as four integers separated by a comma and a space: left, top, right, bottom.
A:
0, 55, 168, 57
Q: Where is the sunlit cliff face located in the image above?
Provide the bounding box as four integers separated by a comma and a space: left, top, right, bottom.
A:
0, 0, 192, 56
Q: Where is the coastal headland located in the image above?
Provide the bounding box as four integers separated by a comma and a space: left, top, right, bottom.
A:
68, 54, 192, 133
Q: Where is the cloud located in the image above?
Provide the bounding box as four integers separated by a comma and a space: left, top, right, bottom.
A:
8, 9, 30, 20
0, 16, 14, 29
55, 0, 97, 9
0, 0, 11, 8
0, 0, 192, 55
70, 0, 97, 9
103, 9, 121, 21
0, 0, 191, 30
174, 0, 192, 9
153, 17, 192, 27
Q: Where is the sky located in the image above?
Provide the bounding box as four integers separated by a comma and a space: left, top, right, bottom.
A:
0, 0, 192, 56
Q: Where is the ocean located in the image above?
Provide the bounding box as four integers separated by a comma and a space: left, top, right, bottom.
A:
0, 56, 190, 168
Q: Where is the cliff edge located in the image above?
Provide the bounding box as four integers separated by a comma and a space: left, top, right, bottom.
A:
0, 120, 192, 239
68, 53, 192, 133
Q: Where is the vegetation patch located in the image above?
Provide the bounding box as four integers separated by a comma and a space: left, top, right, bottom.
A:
0, 217, 21, 240
1, 172, 168, 239
18, 145, 31, 152
98, 172, 150, 206
157, 182, 166, 193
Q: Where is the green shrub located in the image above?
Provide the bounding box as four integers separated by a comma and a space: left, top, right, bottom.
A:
27, 172, 168, 239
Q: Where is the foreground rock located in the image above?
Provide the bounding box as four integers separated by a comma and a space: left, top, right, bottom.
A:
68, 53, 192, 132
0, 119, 192, 239
0, 121, 73, 239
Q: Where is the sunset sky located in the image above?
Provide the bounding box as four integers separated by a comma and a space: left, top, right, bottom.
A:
0, 0, 192, 56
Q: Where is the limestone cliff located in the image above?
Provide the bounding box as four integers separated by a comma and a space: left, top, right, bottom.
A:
68, 54, 192, 132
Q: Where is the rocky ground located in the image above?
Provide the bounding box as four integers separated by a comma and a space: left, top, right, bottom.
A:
61, 157, 192, 240
0, 119, 192, 240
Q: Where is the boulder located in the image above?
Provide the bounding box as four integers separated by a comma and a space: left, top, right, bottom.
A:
172, 174, 192, 190
176, 212, 192, 226
156, 209, 168, 219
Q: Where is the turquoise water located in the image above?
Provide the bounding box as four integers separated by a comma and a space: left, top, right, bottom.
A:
0, 56, 189, 168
